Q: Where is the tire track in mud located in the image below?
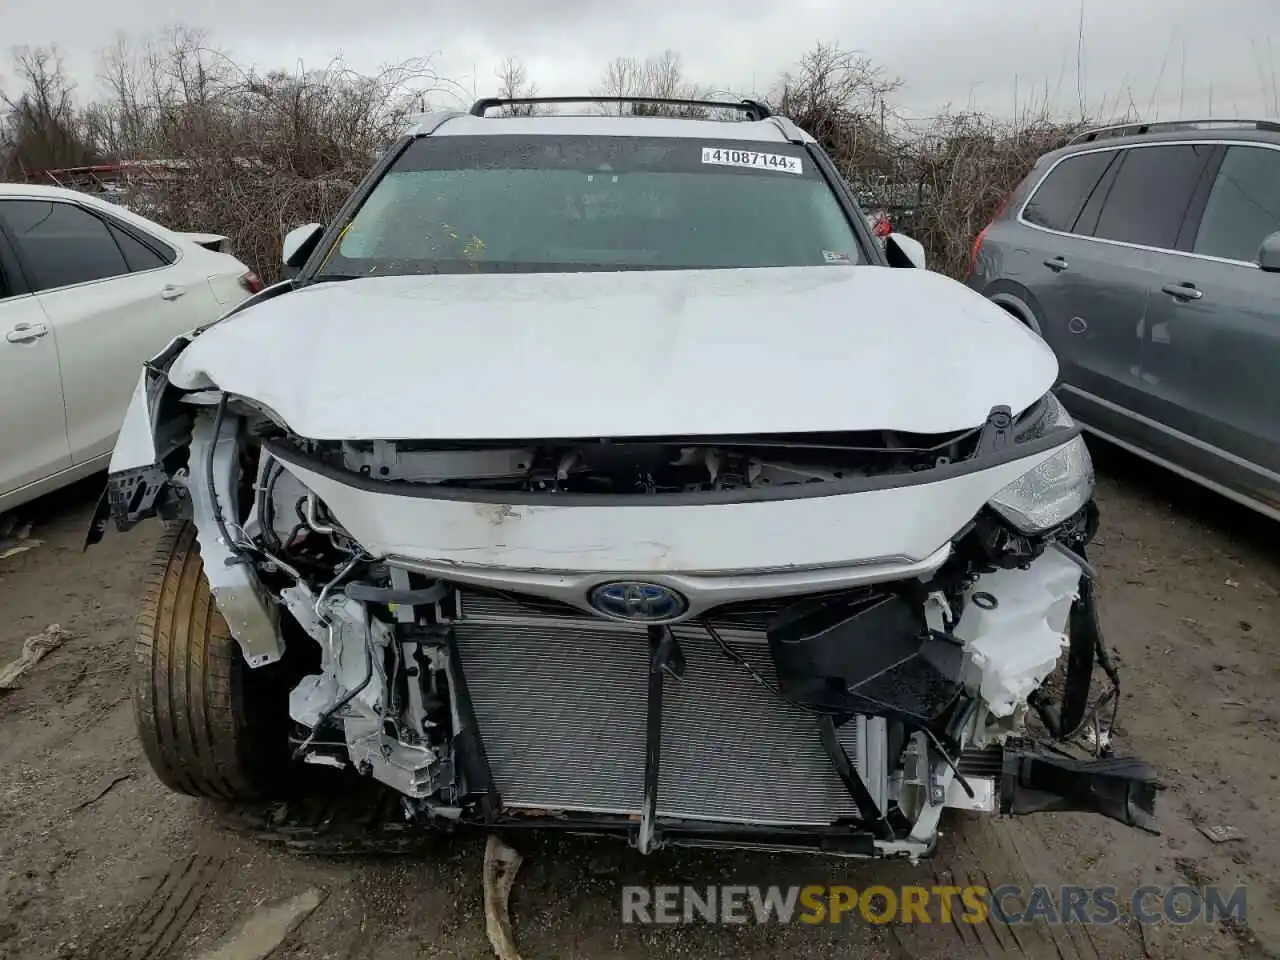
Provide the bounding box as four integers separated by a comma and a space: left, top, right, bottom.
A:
959, 817, 1124, 958
873, 816, 1141, 959
103, 853, 224, 960
216, 790, 1132, 958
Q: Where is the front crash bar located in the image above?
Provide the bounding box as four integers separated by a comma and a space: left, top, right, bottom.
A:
818, 715, 896, 840
637, 625, 685, 854
442, 627, 502, 821
187, 409, 284, 667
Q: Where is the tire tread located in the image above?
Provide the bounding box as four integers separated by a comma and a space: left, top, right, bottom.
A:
134, 521, 274, 800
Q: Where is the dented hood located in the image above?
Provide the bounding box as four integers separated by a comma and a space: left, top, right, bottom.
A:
167, 266, 1058, 441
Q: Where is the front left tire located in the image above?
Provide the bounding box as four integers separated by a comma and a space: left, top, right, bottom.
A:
133, 521, 291, 801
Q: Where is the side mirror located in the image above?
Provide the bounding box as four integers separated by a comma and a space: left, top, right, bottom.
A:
1259, 231, 1280, 273
885, 233, 927, 270
282, 223, 324, 274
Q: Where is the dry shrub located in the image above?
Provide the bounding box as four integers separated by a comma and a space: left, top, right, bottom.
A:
79, 28, 452, 281
770, 45, 1090, 277
886, 112, 1088, 277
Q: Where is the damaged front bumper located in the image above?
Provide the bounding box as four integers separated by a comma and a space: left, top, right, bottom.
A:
270, 546, 1160, 860
93, 371, 1160, 858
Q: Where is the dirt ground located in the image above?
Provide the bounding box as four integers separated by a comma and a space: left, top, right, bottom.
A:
1, 442, 1278, 960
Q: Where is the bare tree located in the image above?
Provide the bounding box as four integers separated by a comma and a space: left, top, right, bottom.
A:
493, 56, 542, 115
84, 28, 234, 161
771, 43, 901, 174
635, 50, 709, 117
0, 45, 97, 178
591, 50, 708, 116
642, 50, 685, 99
592, 56, 643, 114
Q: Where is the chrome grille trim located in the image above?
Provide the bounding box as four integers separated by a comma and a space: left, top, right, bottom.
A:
453, 590, 889, 827
391, 544, 952, 624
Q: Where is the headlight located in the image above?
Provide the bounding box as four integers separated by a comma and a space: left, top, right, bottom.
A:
989, 433, 1094, 533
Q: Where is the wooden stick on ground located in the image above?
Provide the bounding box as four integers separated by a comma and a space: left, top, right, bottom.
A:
483, 834, 525, 960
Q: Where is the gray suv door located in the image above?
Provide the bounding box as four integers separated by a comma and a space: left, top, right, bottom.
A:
1016, 149, 1149, 435
1026, 144, 1217, 437
1135, 142, 1280, 505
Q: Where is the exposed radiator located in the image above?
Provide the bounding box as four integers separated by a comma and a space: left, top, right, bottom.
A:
452, 590, 889, 827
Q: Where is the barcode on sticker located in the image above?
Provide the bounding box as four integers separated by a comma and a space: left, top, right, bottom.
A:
701, 147, 803, 175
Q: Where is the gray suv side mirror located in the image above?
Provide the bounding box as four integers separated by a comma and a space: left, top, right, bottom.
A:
1259, 231, 1280, 273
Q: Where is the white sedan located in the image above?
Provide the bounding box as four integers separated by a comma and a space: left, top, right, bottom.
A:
0, 184, 258, 515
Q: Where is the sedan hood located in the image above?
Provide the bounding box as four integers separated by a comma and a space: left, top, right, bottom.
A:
167, 266, 1057, 440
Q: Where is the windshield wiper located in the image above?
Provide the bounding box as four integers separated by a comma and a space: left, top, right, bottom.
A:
305, 273, 365, 286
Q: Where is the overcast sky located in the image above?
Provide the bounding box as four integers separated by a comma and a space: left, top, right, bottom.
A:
6, 0, 1279, 121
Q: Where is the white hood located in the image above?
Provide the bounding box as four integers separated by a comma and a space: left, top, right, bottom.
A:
167, 266, 1057, 441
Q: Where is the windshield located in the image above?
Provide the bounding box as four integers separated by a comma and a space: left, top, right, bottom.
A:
314, 134, 864, 277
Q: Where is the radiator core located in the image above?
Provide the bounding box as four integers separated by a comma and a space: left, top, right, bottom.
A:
452, 591, 889, 827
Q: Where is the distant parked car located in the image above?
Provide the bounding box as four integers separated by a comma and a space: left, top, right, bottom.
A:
0, 183, 261, 515
968, 118, 1280, 521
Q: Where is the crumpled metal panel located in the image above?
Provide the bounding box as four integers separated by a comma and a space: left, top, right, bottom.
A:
189, 409, 283, 667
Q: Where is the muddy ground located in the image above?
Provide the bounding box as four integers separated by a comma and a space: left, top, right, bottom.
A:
1, 443, 1277, 960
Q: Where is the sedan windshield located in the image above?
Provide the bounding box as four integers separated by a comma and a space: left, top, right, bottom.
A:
314, 134, 864, 276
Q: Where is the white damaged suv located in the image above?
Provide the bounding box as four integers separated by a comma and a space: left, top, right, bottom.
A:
90, 96, 1158, 859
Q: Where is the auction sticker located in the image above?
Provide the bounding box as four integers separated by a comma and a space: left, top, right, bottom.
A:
701, 147, 803, 175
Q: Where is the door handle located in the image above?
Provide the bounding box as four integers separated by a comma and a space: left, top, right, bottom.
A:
160, 285, 186, 301
5, 321, 49, 344
1043, 256, 1069, 272
1161, 282, 1203, 302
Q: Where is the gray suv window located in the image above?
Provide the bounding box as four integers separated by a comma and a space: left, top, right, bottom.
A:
1193, 145, 1280, 263
1092, 144, 1214, 249
1021, 151, 1113, 232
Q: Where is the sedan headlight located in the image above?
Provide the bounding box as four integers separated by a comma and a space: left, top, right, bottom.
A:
989, 433, 1094, 533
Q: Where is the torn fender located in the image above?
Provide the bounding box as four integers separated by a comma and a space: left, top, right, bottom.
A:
85, 349, 188, 549
88, 336, 197, 546
86, 279, 299, 550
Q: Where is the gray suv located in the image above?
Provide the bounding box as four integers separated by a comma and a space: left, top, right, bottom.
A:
968, 119, 1280, 520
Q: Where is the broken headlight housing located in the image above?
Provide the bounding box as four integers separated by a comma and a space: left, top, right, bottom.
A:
990, 395, 1093, 533
1014, 389, 1075, 441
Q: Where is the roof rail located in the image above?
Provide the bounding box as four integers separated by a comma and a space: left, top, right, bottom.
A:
1068, 118, 1280, 145
768, 115, 807, 144
401, 110, 467, 137
468, 96, 772, 120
